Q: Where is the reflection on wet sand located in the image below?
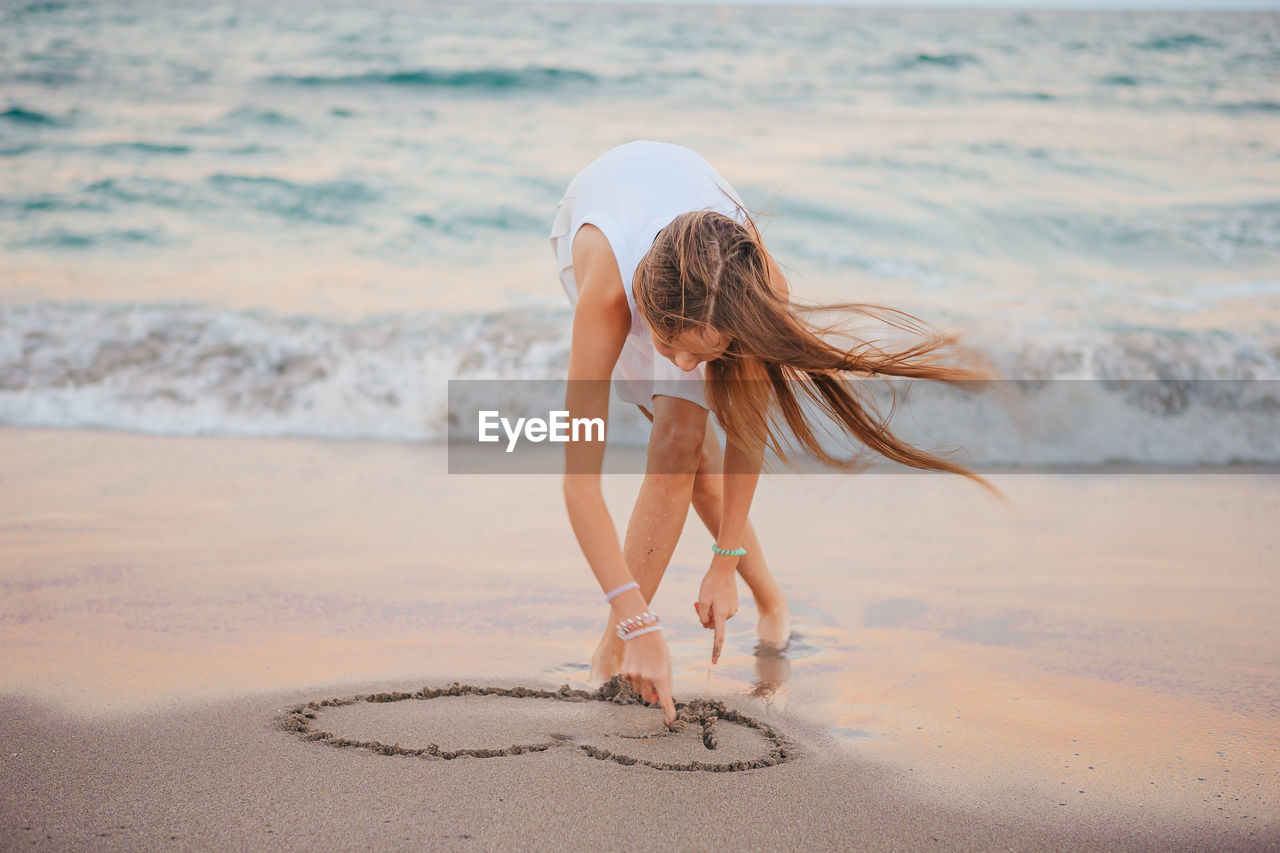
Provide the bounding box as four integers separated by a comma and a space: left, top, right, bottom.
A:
749, 636, 793, 700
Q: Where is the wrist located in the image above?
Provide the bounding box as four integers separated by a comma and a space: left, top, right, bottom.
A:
608, 587, 649, 618
706, 554, 739, 575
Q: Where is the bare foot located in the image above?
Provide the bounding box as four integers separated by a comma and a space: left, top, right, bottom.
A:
755, 597, 791, 651
590, 630, 624, 683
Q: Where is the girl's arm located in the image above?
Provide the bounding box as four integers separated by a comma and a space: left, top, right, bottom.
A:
697, 433, 764, 663
561, 225, 634, 608
563, 225, 677, 725
697, 233, 789, 662
716, 436, 762, 552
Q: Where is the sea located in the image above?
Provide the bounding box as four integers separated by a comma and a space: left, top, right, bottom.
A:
2, 0, 1278, 463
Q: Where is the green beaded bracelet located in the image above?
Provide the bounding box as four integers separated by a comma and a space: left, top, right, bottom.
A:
711, 543, 747, 557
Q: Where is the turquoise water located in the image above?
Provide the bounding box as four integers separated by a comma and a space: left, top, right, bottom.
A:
1, 1, 1278, 453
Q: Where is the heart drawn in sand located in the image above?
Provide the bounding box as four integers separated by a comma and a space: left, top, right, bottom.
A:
277, 675, 795, 773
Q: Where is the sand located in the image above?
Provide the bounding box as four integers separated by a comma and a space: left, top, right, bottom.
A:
0, 686, 1160, 852
1, 427, 1278, 850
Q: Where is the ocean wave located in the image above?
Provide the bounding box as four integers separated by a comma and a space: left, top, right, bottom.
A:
0, 302, 572, 442
0, 172, 548, 242
84, 176, 200, 210
92, 141, 191, 156
206, 173, 381, 225
1217, 100, 1280, 114
8, 228, 169, 249
12, 68, 81, 87
0, 106, 62, 126
0, 177, 202, 221
177, 106, 304, 136
1135, 33, 1221, 52
7, 1, 71, 15
1, 302, 1277, 465
264, 65, 600, 92
974, 200, 1280, 261
0, 174, 386, 229
897, 52, 980, 69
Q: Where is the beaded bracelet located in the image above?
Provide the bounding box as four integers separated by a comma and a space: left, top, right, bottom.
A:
615, 610, 660, 640
616, 617, 660, 637
604, 580, 639, 602
711, 543, 747, 557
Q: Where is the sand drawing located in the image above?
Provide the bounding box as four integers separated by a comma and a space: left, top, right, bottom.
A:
277, 675, 795, 772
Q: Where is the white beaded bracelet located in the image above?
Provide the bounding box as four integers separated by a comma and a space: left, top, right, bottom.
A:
615, 610, 660, 639
619, 624, 663, 642
604, 580, 639, 602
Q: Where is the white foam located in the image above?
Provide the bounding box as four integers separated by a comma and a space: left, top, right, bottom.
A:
2, 302, 1277, 464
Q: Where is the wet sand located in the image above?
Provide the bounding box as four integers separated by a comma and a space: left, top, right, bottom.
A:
1, 427, 1277, 850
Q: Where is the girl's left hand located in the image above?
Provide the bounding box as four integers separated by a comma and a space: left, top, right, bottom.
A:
694, 559, 739, 664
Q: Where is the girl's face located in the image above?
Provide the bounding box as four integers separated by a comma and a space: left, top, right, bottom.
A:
652, 326, 730, 372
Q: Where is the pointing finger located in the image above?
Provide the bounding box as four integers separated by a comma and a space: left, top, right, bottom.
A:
712, 607, 726, 664
657, 676, 677, 727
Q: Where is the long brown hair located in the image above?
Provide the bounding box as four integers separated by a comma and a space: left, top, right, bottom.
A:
633, 201, 1007, 502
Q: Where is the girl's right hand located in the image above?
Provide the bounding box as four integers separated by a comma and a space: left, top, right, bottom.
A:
619, 629, 678, 726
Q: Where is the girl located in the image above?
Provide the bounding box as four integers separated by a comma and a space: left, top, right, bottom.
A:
549, 140, 999, 726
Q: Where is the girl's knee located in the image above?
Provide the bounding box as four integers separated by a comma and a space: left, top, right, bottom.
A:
692, 468, 723, 507
648, 421, 705, 473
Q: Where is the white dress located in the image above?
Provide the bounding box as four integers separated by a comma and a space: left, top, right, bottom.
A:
548, 139, 750, 410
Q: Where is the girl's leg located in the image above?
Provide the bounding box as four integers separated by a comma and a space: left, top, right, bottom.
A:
591, 394, 709, 681
688, 425, 792, 649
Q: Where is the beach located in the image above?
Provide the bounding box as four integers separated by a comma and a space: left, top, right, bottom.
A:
3, 2, 1279, 847
2, 427, 1276, 850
